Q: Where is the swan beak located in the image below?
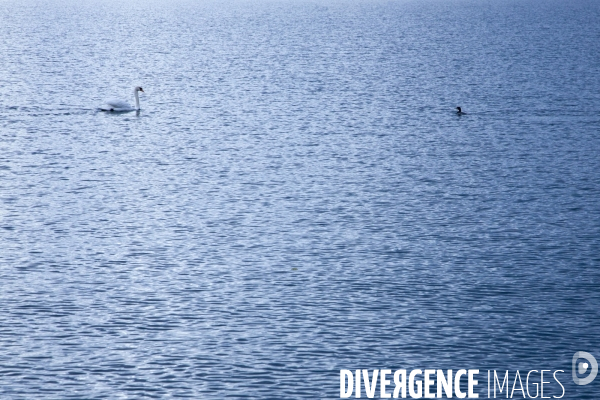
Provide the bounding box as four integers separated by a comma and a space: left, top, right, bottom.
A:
140, 88, 144, 92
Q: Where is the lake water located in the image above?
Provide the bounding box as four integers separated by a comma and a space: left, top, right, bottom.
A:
1, 0, 599, 398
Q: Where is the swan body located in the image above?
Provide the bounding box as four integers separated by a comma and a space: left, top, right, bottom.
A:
101, 87, 144, 112
456, 106, 466, 115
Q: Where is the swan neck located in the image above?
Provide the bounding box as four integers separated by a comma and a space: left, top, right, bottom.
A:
134, 90, 140, 110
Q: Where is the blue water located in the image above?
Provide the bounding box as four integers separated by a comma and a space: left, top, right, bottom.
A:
1, 0, 599, 398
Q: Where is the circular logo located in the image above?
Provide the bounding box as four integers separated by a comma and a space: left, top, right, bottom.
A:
572, 351, 598, 385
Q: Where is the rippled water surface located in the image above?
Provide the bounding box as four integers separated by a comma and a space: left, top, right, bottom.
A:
1, 0, 599, 398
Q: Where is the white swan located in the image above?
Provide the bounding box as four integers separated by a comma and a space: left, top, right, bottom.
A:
101, 86, 144, 112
